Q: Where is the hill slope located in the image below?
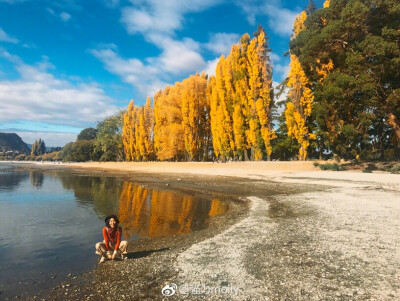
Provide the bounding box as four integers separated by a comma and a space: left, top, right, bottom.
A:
0, 132, 30, 152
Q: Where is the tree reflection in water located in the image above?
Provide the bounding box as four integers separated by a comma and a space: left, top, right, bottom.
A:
30, 171, 44, 188
118, 182, 229, 239
56, 173, 229, 240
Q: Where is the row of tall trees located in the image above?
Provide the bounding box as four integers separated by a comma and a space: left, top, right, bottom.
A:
122, 26, 275, 162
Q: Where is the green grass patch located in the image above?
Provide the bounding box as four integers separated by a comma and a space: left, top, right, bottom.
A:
313, 162, 320, 167
362, 169, 372, 173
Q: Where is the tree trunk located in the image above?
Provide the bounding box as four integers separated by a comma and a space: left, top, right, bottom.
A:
244, 149, 250, 161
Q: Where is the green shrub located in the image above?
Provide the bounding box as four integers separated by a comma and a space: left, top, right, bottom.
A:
319, 163, 347, 171
362, 169, 372, 173
15, 154, 26, 161
391, 163, 400, 174
313, 162, 320, 167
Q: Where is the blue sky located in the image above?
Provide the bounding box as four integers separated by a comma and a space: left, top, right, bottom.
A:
0, 0, 324, 147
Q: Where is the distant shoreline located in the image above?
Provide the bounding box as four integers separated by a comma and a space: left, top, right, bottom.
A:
3, 160, 399, 188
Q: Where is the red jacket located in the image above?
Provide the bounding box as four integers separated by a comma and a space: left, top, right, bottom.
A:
103, 226, 122, 251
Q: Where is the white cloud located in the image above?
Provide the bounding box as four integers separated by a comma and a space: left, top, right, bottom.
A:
274, 62, 290, 81
234, 0, 299, 36
90, 47, 169, 97
204, 33, 240, 56
46, 7, 72, 22
0, 51, 119, 127
60, 12, 71, 22
120, 0, 222, 37
91, 37, 207, 97
269, 52, 281, 63
0, 28, 19, 44
264, 4, 298, 36
156, 37, 205, 74
202, 57, 219, 77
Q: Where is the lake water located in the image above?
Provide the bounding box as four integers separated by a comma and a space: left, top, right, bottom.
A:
0, 164, 228, 298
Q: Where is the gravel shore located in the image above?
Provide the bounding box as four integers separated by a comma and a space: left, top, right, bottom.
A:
7, 162, 400, 300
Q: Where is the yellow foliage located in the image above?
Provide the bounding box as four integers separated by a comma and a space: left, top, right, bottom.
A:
287, 54, 314, 118
285, 102, 314, 160
293, 11, 307, 37
232, 104, 246, 151
122, 99, 137, 161
181, 74, 208, 160
122, 97, 154, 162
316, 58, 333, 82
209, 56, 235, 158
246, 30, 274, 158
153, 84, 185, 161
286, 11, 316, 160
323, 0, 330, 8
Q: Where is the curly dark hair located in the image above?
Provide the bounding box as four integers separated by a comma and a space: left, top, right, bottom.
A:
104, 214, 120, 228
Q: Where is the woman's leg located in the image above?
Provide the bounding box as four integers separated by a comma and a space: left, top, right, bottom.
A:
95, 242, 107, 256
119, 240, 128, 254
95, 242, 109, 262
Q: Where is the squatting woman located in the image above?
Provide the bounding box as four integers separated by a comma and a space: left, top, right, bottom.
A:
95, 215, 128, 263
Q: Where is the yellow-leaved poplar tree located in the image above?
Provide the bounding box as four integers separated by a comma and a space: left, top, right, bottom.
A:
153, 84, 185, 161
285, 12, 316, 160
245, 26, 275, 160
143, 97, 154, 160
208, 55, 235, 159
122, 99, 136, 161
208, 28, 274, 161
181, 73, 208, 161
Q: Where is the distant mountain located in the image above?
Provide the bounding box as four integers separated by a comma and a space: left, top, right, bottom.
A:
0, 133, 30, 153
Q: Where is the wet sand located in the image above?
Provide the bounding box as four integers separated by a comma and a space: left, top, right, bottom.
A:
6, 161, 400, 300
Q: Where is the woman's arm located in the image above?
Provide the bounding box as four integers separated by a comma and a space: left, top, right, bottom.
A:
114, 227, 122, 251
111, 228, 122, 259
102, 227, 110, 251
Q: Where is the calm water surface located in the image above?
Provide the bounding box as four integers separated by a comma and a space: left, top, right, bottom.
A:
0, 164, 228, 298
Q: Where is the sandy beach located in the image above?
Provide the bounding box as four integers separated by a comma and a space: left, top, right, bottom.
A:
8, 161, 400, 300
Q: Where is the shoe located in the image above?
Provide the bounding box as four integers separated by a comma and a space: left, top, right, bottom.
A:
121, 254, 127, 260
99, 256, 107, 263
